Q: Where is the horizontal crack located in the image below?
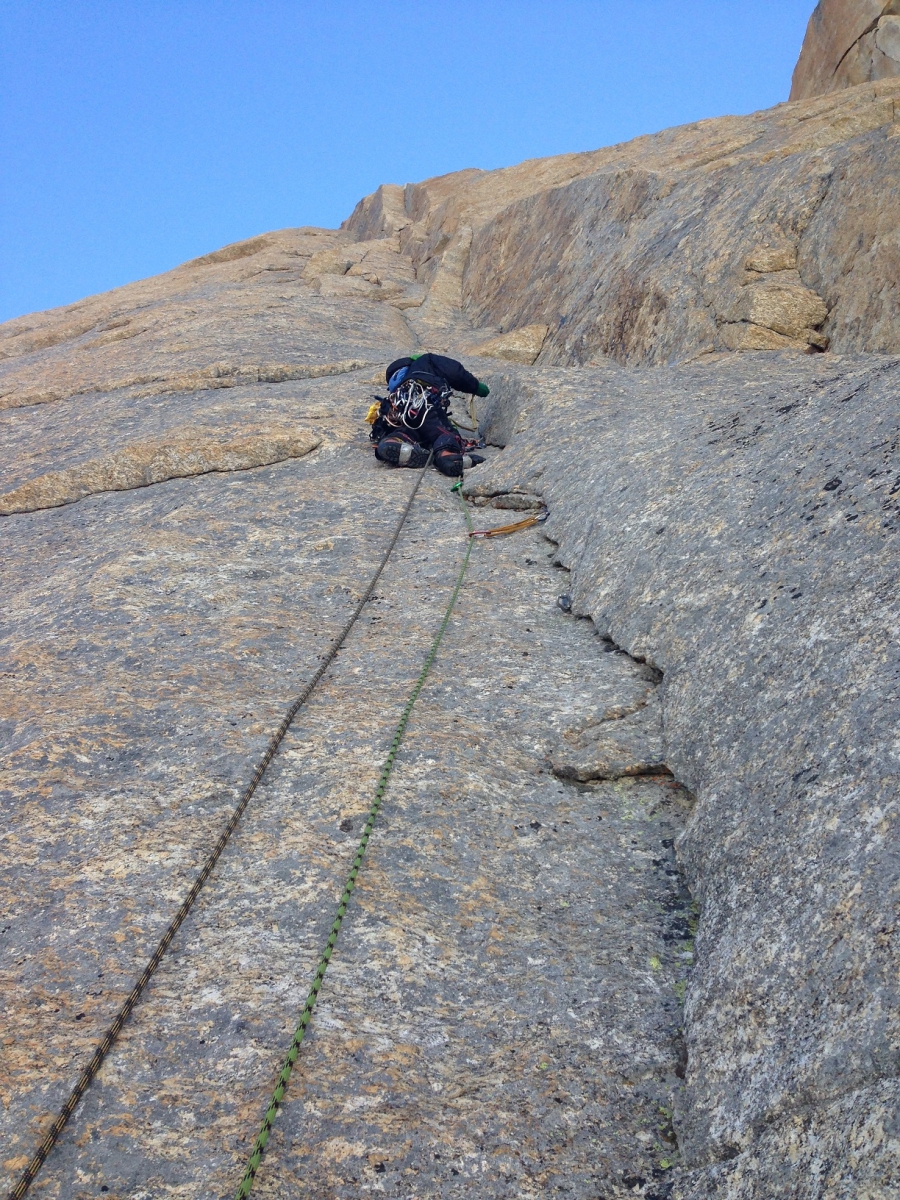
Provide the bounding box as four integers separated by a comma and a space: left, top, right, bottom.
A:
0, 359, 375, 411
550, 617, 669, 781
0, 426, 322, 516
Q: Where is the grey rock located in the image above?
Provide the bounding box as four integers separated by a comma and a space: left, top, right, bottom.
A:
877, 13, 900, 61
469, 349, 900, 1194
673, 1078, 900, 1199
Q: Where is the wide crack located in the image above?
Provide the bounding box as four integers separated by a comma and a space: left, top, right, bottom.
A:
477, 495, 699, 1190
546, 554, 698, 1194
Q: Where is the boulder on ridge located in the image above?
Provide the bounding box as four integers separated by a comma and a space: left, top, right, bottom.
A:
791, 0, 900, 99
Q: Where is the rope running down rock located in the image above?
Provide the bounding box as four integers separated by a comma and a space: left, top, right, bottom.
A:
235, 481, 475, 1197
7, 452, 436, 1200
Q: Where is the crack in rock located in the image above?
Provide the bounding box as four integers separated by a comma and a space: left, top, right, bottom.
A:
0, 425, 321, 515
0, 360, 374, 411
551, 690, 670, 782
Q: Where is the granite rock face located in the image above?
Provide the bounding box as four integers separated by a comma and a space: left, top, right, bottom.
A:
791, 0, 900, 100
0, 424, 321, 516
0, 344, 696, 1199
2, 19, 899, 1200
344, 79, 900, 366
469, 352, 900, 1197
0, 226, 407, 411
461, 324, 551, 366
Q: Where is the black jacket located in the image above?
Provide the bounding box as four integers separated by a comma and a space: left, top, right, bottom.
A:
385, 353, 482, 396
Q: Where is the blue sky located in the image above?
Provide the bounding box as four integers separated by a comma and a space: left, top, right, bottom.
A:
1, 2, 815, 323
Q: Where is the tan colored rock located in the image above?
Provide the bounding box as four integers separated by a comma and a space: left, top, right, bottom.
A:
462, 324, 550, 365
318, 274, 381, 300
734, 280, 829, 339
0, 224, 412, 410
791, 1, 900, 100
742, 267, 806, 288
718, 322, 811, 352
390, 283, 428, 309
0, 225, 346, 369
346, 249, 415, 287
0, 424, 321, 515
342, 182, 413, 239
486, 491, 544, 509
341, 78, 900, 364
303, 236, 419, 308
186, 234, 274, 267
415, 226, 474, 329
744, 245, 798, 273
0, 359, 374, 411
302, 245, 360, 283
720, 278, 831, 348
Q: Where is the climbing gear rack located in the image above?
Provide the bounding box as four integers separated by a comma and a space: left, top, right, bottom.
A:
390, 378, 450, 429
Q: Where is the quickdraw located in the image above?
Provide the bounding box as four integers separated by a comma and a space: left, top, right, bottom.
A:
469, 508, 549, 538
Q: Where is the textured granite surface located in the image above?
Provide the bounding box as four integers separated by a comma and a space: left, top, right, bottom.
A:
3, 35, 899, 1195
791, 0, 900, 100
1, 367, 694, 1198
346, 79, 900, 365
469, 351, 900, 1197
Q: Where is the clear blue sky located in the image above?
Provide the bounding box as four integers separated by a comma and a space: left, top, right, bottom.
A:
1, 1, 815, 324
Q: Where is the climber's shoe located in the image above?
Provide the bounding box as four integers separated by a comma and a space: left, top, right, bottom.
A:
435, 450, 486, 476
375, 437, 431, 468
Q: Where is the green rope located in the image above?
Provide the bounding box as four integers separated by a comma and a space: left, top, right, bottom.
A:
7, 456, 435, 1200
235, 483, 474, 1198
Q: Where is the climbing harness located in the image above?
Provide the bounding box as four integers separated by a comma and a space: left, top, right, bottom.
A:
469, 508, 549, 538
235, 484, 474, 1199
8, 451, 441, 1200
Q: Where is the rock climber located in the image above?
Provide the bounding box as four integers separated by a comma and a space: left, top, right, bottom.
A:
367, 352, 489, 477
